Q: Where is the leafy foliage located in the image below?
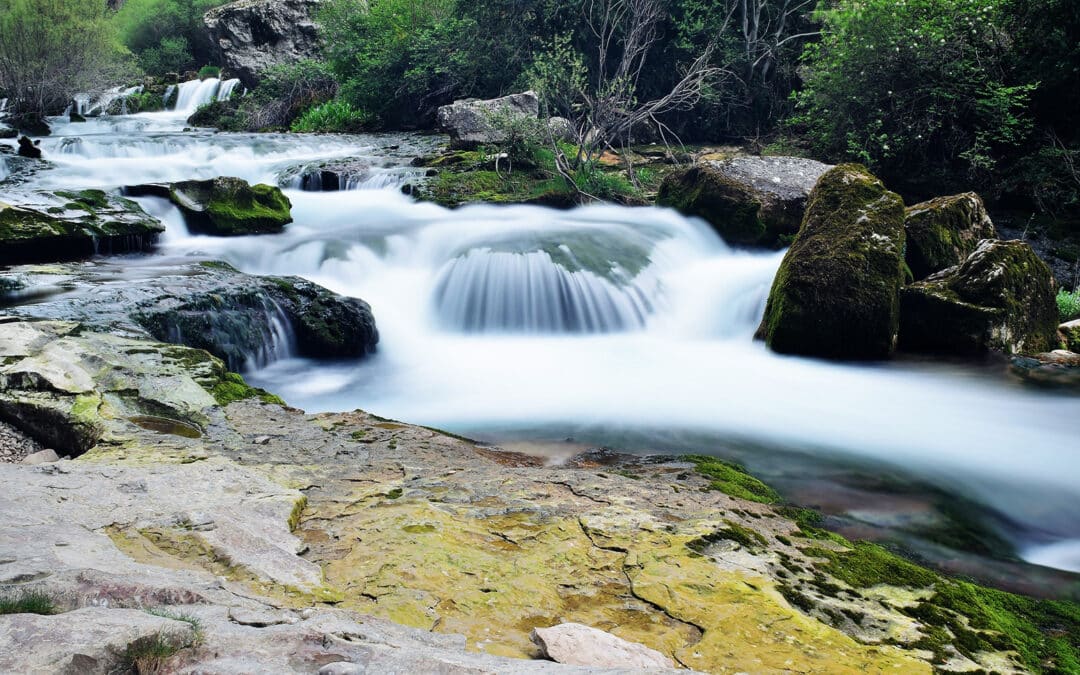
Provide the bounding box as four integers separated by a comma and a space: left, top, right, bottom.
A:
112, 0, 228, 75
1058, 289, 1080, 322
291, 100, 371, 133
0, 0, 132, 117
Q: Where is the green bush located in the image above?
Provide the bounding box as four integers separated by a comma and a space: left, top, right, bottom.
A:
187, 61, 338, 132
1058, 289, 1080, 322
291, 100, 371, 133
113, 0, 228, 76
0, 590, 57, 615
793, 0, 1035, 194
198, 65, 221, 80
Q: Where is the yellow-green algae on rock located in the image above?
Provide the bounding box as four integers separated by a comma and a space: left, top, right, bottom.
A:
303, 486, 928, 672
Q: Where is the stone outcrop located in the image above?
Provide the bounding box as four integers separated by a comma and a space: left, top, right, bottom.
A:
657, 156, 832, 247
757, 164, 907, 359
0, 315, 1068, 673
436, 91, 539, 149
1061, 319, 1080, 352
279, 158, 370, 191
204, 0, 324, 88
0, 190, 164, 264
899, 239, 1060, 355
532, 624, 675, 669
167, 177, 293, 236
1, 260, 378, 371
904, 192, 997, 280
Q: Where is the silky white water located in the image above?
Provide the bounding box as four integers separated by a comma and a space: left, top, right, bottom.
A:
2, 107, 1079, 576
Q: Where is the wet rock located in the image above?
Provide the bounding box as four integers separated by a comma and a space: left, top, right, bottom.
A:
657, 156, 832, 247
1009, 352, 1080, 390
532, 623, 675, 669
168, 177, 292, 236
2, 260, 378, 370
436, 92, 539, 149
757, 164, 907, 359
0, 607, 196, 675
278, 158, 370, 191
0, 190, 164, 265
905, 192, 997, 280
899, 239, 1059, 355
204, 0, 323, 88
8, 113, 50, 136
16, 135, 41, 158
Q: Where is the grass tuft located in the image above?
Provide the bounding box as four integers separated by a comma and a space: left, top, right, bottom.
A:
1058, 288, 1080, 322
0, 590, 57, 615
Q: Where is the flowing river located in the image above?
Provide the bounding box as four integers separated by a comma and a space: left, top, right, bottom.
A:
2, 85, 1079, 588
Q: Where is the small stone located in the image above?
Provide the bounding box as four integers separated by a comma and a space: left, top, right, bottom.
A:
531, 622, 675, 670
227, 607, 293, 627
318, 662, 364, 675
253, 435, 271, 445
21, 449, 60, 465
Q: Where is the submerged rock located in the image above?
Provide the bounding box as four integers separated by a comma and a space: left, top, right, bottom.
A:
904, 192, 997, 280
899, 239, 1059, 355
436, 91, 539, 149
168, 177, 292, 236
657, 156, 832, 247
16, 135, 41, 158
757, 164, 907, 359
532, 623, 675, 669
0, 190, 164, 264
204, 0, 323, 88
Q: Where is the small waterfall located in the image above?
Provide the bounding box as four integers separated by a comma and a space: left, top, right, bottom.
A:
242, 298, 297, 372
432, 249, 655, 334
86, 85, 143, 115
162, 85, 176, 107
174, 78, 241, 113
0, 98, 8, 114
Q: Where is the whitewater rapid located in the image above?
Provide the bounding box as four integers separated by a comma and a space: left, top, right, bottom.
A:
2, 104, 1079, 576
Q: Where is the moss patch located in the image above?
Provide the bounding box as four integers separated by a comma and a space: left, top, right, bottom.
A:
681, 454, 781, 503
211, 371, 284, 407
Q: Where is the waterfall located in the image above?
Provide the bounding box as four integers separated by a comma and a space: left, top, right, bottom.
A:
162, 85, 176, 108
0, 98, 8, 114
85, 85, 143, 116
432, 249, 655, 333
241, 298, 298, 371
173, 78, 241, 114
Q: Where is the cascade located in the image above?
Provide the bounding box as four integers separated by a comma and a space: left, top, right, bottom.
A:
174, 78, 241, 114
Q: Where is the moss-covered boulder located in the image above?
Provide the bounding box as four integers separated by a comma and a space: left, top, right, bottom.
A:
899, 240, 1059, 355
169, 177, 292, 236
757, 164, 907, 359
1061, 319, 1080, 352
904, 192, 996, 280
264, 276, 379, 358
0, 191, 164, 264
656, 157, 831, 247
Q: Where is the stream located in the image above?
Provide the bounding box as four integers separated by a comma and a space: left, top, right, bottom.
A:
2, 86, 1079, 594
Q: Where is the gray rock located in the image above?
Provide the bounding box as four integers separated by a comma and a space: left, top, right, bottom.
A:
547, 116, 576, 143
905, 192, 997, 280
20, 448, 59, 464
318, 662, 364, 675
657, 156, 832, 247
204, 0, 324, 88
0, 607, 196, 675
436, 92, 539, 149
532, 623, 676, 669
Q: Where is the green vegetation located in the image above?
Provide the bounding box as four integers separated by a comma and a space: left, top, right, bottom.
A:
125, 631, 188, 673
189, 61, 338, 132
211, 371, 284, 407
145, 608, 204, 644
112, 0, 229, 76
0, 0, 132, 120
681, 454, 781, 504
1059, 289, 1080, 322
291, 100, 371, 133
197, 65, 220, 80
0, 590, 57, 615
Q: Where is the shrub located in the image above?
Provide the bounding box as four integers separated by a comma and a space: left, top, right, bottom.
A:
1058, 289, 1080, 322
291, 99, 371, 133
113, 0, 229, 76
188, 61, 338, 132
137, 36, 192, 77
197, 65, 221, 80
0, 590, 57, 615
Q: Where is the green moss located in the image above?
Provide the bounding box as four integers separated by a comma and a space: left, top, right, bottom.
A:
681, 454, 781, 504
198, 260, 239, 273
804, 542, 936, 589
287, 496, 307, 531
0, 590, 57, 615
169, 178, 292, 236
688, 521, 768, 551
386, 487, 403, 499
656, 165, 770, 246
210, 371, 285, 407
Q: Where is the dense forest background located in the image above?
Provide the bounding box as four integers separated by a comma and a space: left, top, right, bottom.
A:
1, 0, 1078, 225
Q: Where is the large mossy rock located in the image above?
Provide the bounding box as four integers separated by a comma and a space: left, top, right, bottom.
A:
905, 192, 996, 280
899, 239, 1059, 355
757, 164, 907, 360
436, 92, 539, 149
656, 157, 831, 248
168, 177, 292, 236
0, 190, 164, 264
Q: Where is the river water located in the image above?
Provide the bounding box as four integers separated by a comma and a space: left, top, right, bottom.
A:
2, 87, 1079, 586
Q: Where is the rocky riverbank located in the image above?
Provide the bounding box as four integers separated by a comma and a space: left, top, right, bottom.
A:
0, 317, 1078, 673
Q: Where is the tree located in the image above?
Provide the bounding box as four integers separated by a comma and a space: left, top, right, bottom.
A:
112, 0, 228, 75
0, 0, 129, 119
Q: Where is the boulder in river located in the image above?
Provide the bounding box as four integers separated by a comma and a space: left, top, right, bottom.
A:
899, 239, 1059, 355
168, 176, 293, 236
0, 190, 164, 265
436, 92, 539, 149
904, 192, 997, 280
204, 0, 323, 88
16, 136, 41, 159
657, 156, 832, 247
757, 164, 907, 360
